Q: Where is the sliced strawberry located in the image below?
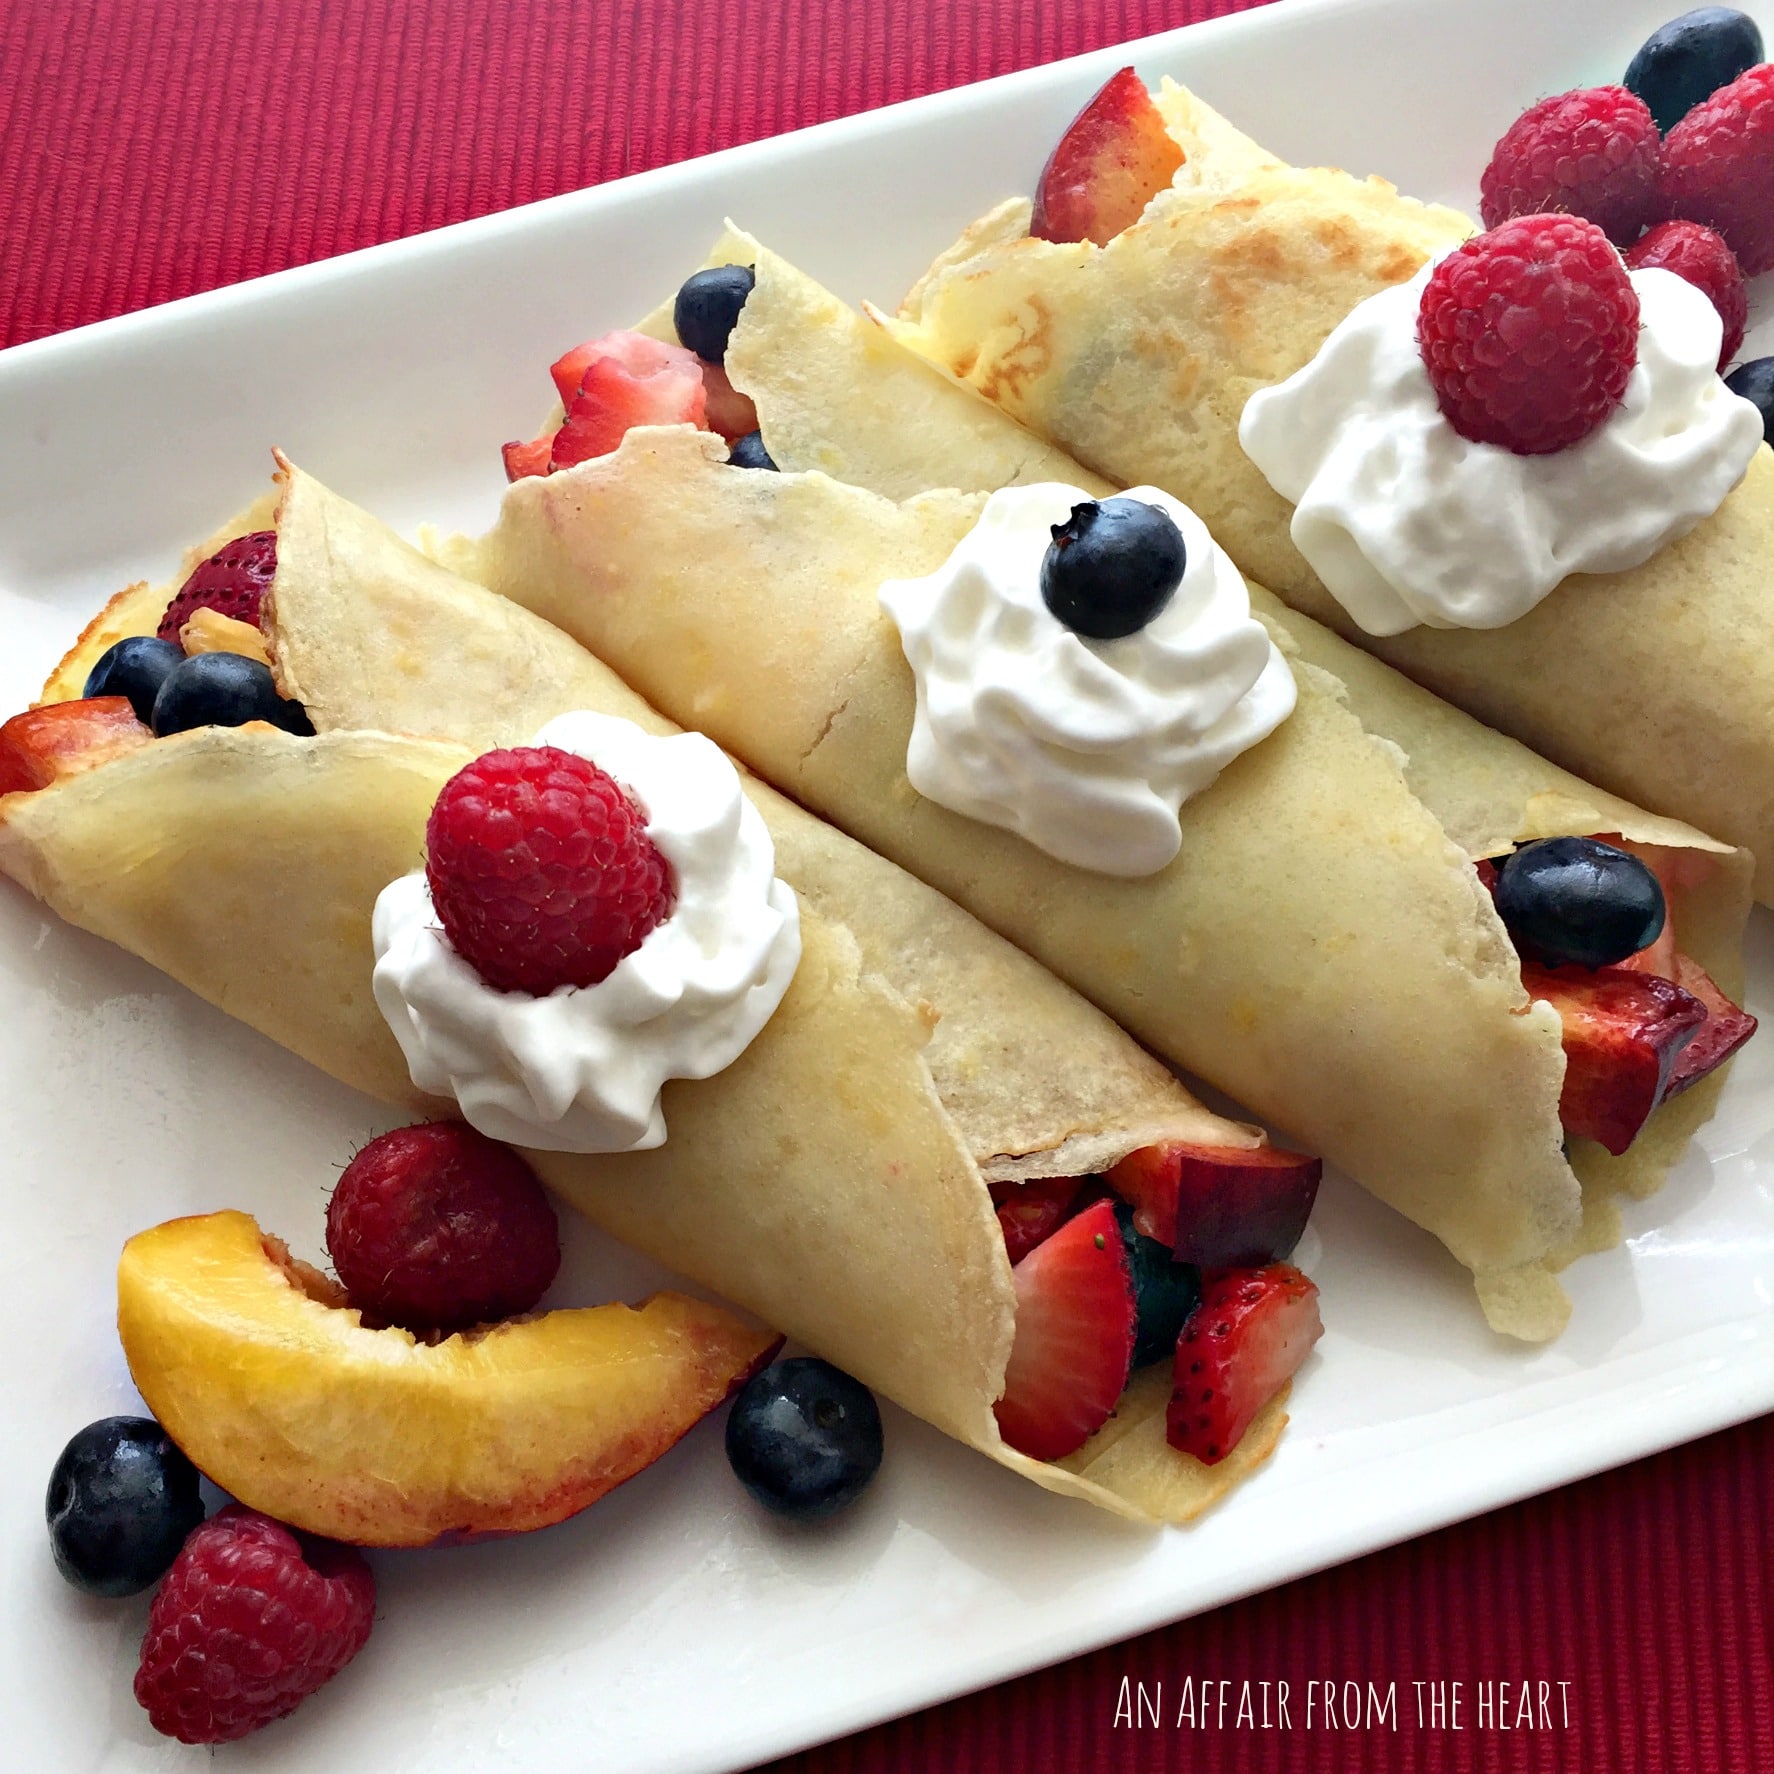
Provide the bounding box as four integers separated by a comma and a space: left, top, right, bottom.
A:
1031, 67, 1185, 247
502, 432, 555, 483
0, 698, 153, 796
700, 362, 760, 443
1523, 962, 1706, 1154
1167, 1264, 1322, 1465
1664, 953, 1757, 1097
989, 1176, 1084, 1265
993, 1198, 1134, 1462
1105, 1140, 1321, 1267
156, 531, 278, 641
549, 340, 603, 408
549, 331, 709, 471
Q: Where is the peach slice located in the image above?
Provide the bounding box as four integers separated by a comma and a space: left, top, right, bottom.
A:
1031, 67, 1185, 246
0, 697, 152, 796
118, 1211, 781, 1547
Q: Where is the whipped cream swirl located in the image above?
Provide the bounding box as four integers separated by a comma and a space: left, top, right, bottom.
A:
879, 484, 1296, 876
1239, 265, 1765, 636
373, 711, 800, 1153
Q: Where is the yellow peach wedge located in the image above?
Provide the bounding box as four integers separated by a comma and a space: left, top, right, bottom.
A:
117, 1210, 780, 1547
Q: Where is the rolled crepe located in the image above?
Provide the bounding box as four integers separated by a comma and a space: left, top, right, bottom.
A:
2, 461, 1291, 1523
630, 222, 1115, 502
436, 423, 1754, 1341
886, 82, 1774, 903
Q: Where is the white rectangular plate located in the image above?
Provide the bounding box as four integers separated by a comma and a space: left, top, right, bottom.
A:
3, 0, 1772, 1768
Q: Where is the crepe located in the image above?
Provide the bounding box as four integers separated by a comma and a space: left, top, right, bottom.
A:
631, 221, 1117, 501
1, 462, 1295, 1524
436, 423, 1754, 1342
886, 82, 1774, 903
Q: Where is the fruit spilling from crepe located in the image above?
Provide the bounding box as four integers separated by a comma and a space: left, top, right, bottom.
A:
1481, 838, 1754, 1155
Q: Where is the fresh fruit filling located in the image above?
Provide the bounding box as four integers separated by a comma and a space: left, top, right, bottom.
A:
1030, 66, 1183, 246
156, 529, 278, 641
1482, 835, 1755, 1155
502, 301, 777, 481
0, 531, 315, 774
988, 1136, 1322, 1467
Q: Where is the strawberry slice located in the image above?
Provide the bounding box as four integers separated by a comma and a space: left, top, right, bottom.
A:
700, 362, 760, 443
549, 340, 603, 408
1167, 1264, 1322, 1465
502, 432, 555, 483
993, 1198, 1134, 1462
0, 698, 153, 797
549, 331, 709, 471
1031, 67, 1185, 247
1105, 1140, 1320, 1267
989, 1176, 1084, 1266
1523, 962, 1706, 1155
1664, 953, 1757, 1097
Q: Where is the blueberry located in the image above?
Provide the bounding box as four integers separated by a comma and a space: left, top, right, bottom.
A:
727, 430, 778, 471
1624, 8, 1763, 134
1493, 837, 1666, 970
673, 264, 756, 365
151, 652, 314, 738
1725, 357, 1774, 446
82, 636, 186, 725
1040, 498, 1187, 641
725, 1357, 883, 1521
1114, 1201, 1202, 1368
46, 1417, 205, 1597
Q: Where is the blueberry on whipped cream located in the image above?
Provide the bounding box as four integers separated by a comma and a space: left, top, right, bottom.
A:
879, 484, 1295, 877
373, 711, 801, 1154
1040, 497, 1187, 639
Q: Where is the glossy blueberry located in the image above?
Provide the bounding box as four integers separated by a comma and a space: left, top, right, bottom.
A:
1494, 837, 1666, 970
47, 1417, 205, 1597
1624, 7, 1763, 133
725, 1357, 883, 1521
1114, 1201, 1202, 1368
727, 430, 778, 471
82, 636, 186, 726
673, 264, 756, 364
1725, 357, 1774, 446
151, 652, 314, 738
1040, 498, 1187, 641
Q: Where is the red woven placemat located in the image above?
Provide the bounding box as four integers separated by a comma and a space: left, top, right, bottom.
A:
3, 4, 1769, 1771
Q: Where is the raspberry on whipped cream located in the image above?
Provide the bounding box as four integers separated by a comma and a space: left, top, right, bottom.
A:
1238, 263, 1765, 636
879, 484, 1295, 876
373, 712, 801, 1153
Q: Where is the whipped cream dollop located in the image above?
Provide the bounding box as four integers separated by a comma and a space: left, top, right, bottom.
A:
1239, 264, 1765, 636
879, 484, 1296, 876
372, 711, 801, 1153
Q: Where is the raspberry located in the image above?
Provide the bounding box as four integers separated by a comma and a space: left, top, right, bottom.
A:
1625, 219, 1748, 369
1665, 63, 1774, 275
134, 1506, 374, 1744
326, 1121, 560, 1331
156, 531, 278, 642
425, 745, 676, 996
1418, 215, 1640, 456
1480, 86, 1664, 247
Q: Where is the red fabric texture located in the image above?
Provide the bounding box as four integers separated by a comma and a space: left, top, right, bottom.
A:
2, 3, 1768, 1770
